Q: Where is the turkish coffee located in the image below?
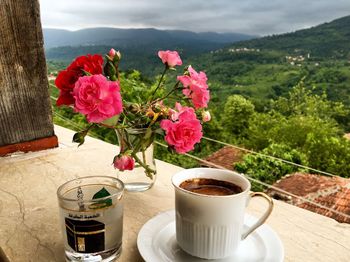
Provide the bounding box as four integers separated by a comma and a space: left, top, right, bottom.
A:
179, 178, 243, 196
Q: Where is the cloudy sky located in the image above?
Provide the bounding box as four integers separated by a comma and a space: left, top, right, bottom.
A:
39, 0, 350, 36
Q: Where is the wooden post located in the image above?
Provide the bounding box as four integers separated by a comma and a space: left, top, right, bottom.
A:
0, 0, 58, 155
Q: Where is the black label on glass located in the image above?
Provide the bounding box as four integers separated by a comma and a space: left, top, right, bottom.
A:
65, 217, 105, 253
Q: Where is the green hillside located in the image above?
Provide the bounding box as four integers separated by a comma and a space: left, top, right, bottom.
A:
228, 15, 350, 59
190, 15, 350, 115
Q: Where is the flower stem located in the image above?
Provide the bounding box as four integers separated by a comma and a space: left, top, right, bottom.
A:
158, 81, 180, 101
116, 128, 155, 179
131, 151, 155, 179
99, 123, 130, 129
150, 65, 168, 101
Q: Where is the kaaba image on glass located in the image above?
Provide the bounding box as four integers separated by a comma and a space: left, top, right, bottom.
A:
65, 217, 105, 253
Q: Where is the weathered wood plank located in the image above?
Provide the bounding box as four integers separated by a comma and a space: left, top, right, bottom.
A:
0, 0, 54, 146
0, 135, 58, 156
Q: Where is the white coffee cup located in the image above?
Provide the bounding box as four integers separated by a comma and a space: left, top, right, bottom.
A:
172, 168, 273, 259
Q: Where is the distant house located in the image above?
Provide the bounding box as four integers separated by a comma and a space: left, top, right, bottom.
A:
267, 172, 350, 223
203, 146, 245, 170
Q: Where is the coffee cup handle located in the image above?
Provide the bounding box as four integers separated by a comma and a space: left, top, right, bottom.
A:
241, 192, 274, 240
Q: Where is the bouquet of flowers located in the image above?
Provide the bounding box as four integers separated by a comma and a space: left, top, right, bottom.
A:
55, 49, 210, 181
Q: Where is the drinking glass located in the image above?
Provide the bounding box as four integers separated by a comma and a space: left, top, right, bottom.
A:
57, 176, 124, 262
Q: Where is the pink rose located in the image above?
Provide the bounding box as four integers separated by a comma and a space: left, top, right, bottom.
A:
175, 102, 196, 118
177, 66, 210, 109
178, 66, 208, 88
113, 155, 135, 171
202, 111, 211, 122
73, 74, 123, 123
161, 103, 202, 154
158, 50, 182, 68
189, 84, 210, 109
169, 102, 197, 121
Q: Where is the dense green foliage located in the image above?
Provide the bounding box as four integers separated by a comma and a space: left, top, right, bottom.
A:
222, 95, 255, 139
235, 144, 307, 191
231, 81, 350, 186
194, 52, 350, 116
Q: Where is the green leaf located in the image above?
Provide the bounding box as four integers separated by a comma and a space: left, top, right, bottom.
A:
81, 70, 92, 76
110, 75, 118, 81
104, 61, 117, 79
89, 187, 112, 209
154, 128, 164, 135
101, 115, 120, 127
144, 128, 153, 140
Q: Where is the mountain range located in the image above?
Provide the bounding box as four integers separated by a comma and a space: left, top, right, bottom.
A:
44, 28, 255, 75
45, 15, 350, 77
43, 28, 255, 49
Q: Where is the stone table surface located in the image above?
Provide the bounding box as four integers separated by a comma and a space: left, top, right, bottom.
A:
1, 125, 350, 262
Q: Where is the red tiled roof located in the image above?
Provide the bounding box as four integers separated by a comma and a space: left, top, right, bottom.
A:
203, 146, 245, 170
268, 173, 350, 223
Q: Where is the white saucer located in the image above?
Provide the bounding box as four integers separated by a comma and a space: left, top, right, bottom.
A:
137, 210, 284, 262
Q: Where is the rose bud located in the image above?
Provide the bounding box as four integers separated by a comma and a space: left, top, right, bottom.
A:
108, 48, 117, 58
108, 48, 121, 62
202, 111, 211, 122
113, 154, 135, 171
168, 108, 179, 121
114, 51, 121, 61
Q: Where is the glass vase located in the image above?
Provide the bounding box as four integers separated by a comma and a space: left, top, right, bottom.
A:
115, 128, 157, 192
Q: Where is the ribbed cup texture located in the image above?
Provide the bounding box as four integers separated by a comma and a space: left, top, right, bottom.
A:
176, 214, 239, 259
